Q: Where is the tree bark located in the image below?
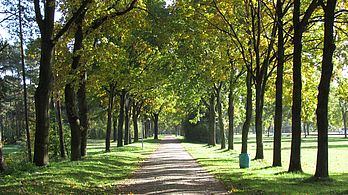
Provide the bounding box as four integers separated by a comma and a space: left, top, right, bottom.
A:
117, 90, 126, 147
208, 93, 216, 146
113, 112, 118, 142
33, 13, 54, 166
132, 102, 140, 142
255, 81, 264, 159
153, 113, 159, 140
124, 97, 130, 145
105, 84, 114, 152
289, 0, 319, 173
228, 80, 235, 150
55, 99, 66, 158
304, 123, 307, 138
64, 12, 85, 161
145, 119, 149, 138
242, 71, 252, 154
19, 0, 32, 162
216, 83, 225, 149
315, 0, 336, 178
78, 73, 88, 157
0, 128, 4, 171
273, 0, 284, 167
343, 106, 347, 138
289, 0, 303, 173
0, 142, 4, 171
65, 84, 81, 161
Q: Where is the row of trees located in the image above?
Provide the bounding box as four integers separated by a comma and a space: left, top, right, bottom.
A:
0, 0, 347, 180
171, 0, 347, 179
0, 0, 177, 168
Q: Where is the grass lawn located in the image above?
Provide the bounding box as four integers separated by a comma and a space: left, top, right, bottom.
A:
181, 135, 348, 194
0, 139, 159, 194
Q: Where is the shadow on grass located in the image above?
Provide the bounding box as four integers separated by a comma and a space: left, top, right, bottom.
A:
0, 139, 159, 194
182, 140, 348, 194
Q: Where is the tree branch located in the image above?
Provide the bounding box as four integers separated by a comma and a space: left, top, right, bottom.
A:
34, 0, 43, 30
52, 0, 92, 44
85, 0, 137, 35
300, 0, 320, 30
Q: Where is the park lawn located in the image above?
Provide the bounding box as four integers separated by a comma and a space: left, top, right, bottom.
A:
181, 135, 348, 194
0, 139, 159, 194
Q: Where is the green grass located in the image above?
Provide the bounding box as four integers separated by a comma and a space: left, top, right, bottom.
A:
0, 139, 159, 194
181, 135, 348, 194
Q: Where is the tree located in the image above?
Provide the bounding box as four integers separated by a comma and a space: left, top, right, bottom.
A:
314, 0, 337, 179
63, 0, 137, 160
215, 82, 225, 149
273, 0, 286, 167
1, 0, 36, 163
117, 89, 126, 147
124, 95, 132, 145
18, 0, 32, 162
105, 84, 115, 152
33, 0, 91, 166
241, 71, 252, 154
289, 0, 319, 173
0, 140, 4, 171
132, 100, 144, 142
208, 92, 216, 146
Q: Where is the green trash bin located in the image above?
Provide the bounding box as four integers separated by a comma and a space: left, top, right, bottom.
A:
239, 153, 250, 168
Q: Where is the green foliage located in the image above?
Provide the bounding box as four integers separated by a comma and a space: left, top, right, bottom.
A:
182, 113, 208, 143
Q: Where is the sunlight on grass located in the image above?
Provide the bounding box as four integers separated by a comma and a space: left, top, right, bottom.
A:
181, 135, 348, 194
0, 139, 160, 194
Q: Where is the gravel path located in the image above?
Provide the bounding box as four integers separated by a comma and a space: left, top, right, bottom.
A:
117, 136, 228, 194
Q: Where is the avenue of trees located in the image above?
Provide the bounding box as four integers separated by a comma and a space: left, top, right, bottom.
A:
0, 0, 347, 179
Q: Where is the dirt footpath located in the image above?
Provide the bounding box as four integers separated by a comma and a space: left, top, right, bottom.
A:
117, 136, 228, 194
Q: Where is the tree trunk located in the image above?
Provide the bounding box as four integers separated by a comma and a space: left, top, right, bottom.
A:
242, 71, 252, 154
50, 97, 58, 156
145, 119, 149, 138
153, 113, 159, 140
78, 73, 88, 157
64, 13, 85, 161
33, 0, 90, 167
341, 102, 347, 138
228, 81, 235, 150
0, 142, 4, 171
255, 81, 264, 159
315, 0, 336, 178
19, 0, 32, 162
117, 90, 126, 147
124, 97, 130, 145
133, 103, 139, 142
216, 84, 225, 149
273, 0, 284, 166
208, 93, 216, 146
33, 18, 54, 166
0, 127, 4, 171
113, 112, 118, 142
289, 0, 303, 172
55, 99, 66, 158
65, 84, 81, 161
105, 84, 114, 152
304, 123, 307, 138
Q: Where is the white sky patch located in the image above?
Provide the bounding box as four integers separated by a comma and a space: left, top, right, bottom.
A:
165, 0, 174, 6
0, 27, 9, 39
